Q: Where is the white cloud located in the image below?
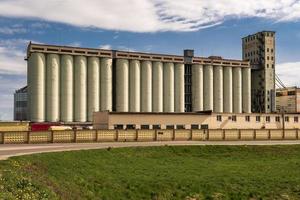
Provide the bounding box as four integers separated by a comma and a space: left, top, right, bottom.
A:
0, 27, 27, 34
68, 42, 81, 47
276, 61, 300, 87
0, 39, 30, 120
98, 44, 112, 50
0, 0, 299, 32
0, 39, 30, 75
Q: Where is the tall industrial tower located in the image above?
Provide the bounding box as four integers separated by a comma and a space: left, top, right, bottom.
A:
242, 31, 276, 113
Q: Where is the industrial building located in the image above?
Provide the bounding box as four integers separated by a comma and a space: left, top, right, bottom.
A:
276, 87, 300, 113
93, 111, 300, 130
14, 86, 28, 121
24, 42, 251, 123
242, 31, 276, 113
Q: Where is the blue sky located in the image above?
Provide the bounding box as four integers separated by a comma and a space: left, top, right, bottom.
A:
0, 0, 300, 120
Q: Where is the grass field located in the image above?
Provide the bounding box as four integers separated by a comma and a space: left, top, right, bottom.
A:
1, 145, 300, 200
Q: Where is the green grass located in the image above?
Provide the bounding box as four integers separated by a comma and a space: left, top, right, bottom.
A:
1, 145, 300, 200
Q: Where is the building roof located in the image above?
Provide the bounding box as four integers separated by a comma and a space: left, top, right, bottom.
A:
242, 30, 276, 39
27, 43, 250, 68
15, 86, 27, 93
276, 86, 300, 92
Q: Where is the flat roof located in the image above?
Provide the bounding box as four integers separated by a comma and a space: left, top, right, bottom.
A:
242, 31, 276, 39
99, 111, 300, 115
27, 43, 250, 67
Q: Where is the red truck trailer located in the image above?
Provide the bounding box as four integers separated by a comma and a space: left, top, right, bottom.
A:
30, 122, 61, 131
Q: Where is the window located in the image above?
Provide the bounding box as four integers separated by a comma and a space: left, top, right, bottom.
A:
201, 124, 209, 129
288, 91, 296, 96
256, 116, 261, 122
191, 124, 199, 129
176, 125, 185, 129
266, 116, 270, 123
232, 115, 237, 122
275, 116, 280, 122
126, 124, 135, 129
166, 125, 174, 129
114, 124, 123, 129
285, 116, 289, 122
141, 125, 150, 129
267, 48, 269, 52
294, 117, 299, 123
216, 115, 222, 122
245, 116, 250, 122
153, 125, 161, 129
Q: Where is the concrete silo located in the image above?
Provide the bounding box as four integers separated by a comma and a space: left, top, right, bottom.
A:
87, 57, 100, 121
152, 61, 163, 112
46, 54, 60, 122
28, 53, 46, 122
175, 63, 184, 112
213, 66, 223, 112
163, 62, 174, 112
74, 56, 87, 122
100, 58, 113, 111
203, 65, 213, 111
192, 64, 203, 112
129, 60, 141, 112
233, 67, 242, 113
141, 61, 152, 112
60, 55, 73, 122
223, 66, 233, 113
242, 67, 251, 113
116, 59, 129, 112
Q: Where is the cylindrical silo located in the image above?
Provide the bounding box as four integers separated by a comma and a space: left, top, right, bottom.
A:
28, 52, 45, 122
152, 61, 163, 112
163, 62, 174, 112
203, 65, 213, 111
100, 58, 112, 111
60, 55, 73, 122
175, 63, 184, 112
213, 65, 223, 112
116, 59, 129, 112
46, 54, 60, 122
192, 64, 203, 112
87, 57, 100, 121
233, 67, 242, 113
74, 56, 87, 122
242, 67, 251, 113
27, 54, 32, 119
129, 60, 140, 112
223, 66, 233, 113
141, 60, 152, 112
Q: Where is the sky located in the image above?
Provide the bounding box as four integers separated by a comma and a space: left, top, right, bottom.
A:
0, 0, 300, 120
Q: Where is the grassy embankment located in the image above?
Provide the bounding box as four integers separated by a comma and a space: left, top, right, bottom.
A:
1, 145, 300, 199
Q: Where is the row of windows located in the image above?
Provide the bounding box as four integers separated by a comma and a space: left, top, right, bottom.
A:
276, 91, 296, 97
113, 124, 207, 130
216, 115, 298, 123
244, 49, 273, 58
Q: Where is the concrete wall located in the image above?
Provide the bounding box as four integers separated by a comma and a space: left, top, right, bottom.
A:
2, 128, 299, 144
